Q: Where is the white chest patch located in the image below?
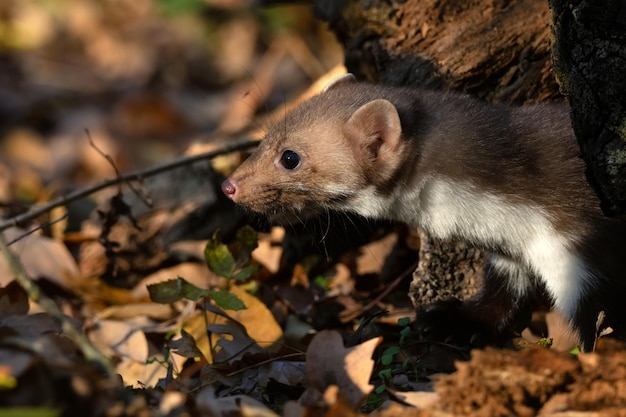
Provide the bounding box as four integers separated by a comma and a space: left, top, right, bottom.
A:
346, 177, 592, 319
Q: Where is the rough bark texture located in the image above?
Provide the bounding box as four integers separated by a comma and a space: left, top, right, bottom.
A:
314, 0, 562, 103
314, 0, 563, 306
550, 0, 626, 216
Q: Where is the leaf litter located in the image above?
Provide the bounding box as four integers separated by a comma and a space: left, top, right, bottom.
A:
2, 1, 626, 416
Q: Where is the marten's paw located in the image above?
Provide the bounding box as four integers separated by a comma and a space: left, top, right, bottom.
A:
413, 299, 502, 348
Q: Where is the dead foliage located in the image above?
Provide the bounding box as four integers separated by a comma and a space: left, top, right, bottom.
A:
1, 1, 625, 417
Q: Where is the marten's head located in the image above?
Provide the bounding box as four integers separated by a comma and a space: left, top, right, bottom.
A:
221, 74, 409, 223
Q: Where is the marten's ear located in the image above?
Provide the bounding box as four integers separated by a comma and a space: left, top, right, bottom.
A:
322, 73, 356, 93
344, 99, 402, 164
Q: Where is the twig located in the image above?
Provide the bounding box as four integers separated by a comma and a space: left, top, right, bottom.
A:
87, 130, 122, 178
339, 260, 420, 324
0, 137, 258, 233
86, 129, 151, 207
0, 232, 115, 376
6, 213, 68, 246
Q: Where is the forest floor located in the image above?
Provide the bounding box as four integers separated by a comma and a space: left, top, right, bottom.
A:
1, 1, 625, 416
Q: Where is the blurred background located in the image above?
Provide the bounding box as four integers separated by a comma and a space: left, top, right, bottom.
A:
0, 0, 343, 210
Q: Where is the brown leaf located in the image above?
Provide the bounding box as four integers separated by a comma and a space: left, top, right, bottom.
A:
388, 389, 439, 409
0, 348, 35, 379
355, 233, 397, 276
228, 285, 283, 350
0, 228, 79, 290
0, 312, 63, 339
196, 386, 277, 417
168, 329, 204, 359
302, 330, 382, 409
116, 357, 168, 389
96, 302, 173, 321
0, 280, 29, 316
251, 227, 284, 274
88, 319, 148, 363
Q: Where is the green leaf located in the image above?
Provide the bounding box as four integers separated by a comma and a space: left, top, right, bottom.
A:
399, 325, 411, 346
381, 346, 400, 366
148, 277, 209, 303
382, 346, 401, 356
378, 368, 392, 382
397, 317, 411, 327
208, 290, 246, 311
235, 225, 258, 254
232, 225, 259, 269
313, 275, 330, 290
204, 227, 260, 281
381, 354, 393, 366
204, 232, 236, 278
232, 265, 260, 282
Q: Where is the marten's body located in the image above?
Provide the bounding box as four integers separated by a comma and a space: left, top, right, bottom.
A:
222, 74, 626, 351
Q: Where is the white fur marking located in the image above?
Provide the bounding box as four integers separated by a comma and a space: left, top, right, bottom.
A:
490, 255, 531, 297
526, 236, 590, 318
342, 185, 392, 218
344, 177, 592, 319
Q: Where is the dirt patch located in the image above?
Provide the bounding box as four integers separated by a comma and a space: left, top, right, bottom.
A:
426, 338, 626, 416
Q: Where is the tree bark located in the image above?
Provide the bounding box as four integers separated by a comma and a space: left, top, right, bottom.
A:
314, 0, 561, 103
550, 0, 626, 216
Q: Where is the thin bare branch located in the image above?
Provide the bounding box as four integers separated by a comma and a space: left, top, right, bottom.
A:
0, 137, 258, 233
86, 129, 151, 207
6, 213, 69, 246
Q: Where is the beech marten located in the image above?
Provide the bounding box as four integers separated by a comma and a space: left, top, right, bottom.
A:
222, 74, 626, 351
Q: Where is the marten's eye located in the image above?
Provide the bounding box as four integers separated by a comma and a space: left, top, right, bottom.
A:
280, 150, 301, 170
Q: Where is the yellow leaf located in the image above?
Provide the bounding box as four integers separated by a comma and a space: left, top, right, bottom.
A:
228, 285, 283, 350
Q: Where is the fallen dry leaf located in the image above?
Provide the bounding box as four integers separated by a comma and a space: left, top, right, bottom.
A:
0, 280, 29, 316
196, 386, 277, 417
388, 389, 439, 409
0, 228, 79, 289
227, 284, 283, 350
0, 312, 63, 339
301, 330, 382, 409
251, 227, 284, 274
96, 302, 173, 321
88, 319, 148, 363
115, 356, 168, 389
0, 348, 35, 381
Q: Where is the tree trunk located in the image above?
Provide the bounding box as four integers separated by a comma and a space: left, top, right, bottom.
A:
314, 0, 561, 103
550, 0, 626, 216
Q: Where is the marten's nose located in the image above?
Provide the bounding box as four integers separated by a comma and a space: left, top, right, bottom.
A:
221, 179, 237, 199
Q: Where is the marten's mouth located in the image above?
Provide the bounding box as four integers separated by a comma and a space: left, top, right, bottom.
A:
242, 201, 324, 225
